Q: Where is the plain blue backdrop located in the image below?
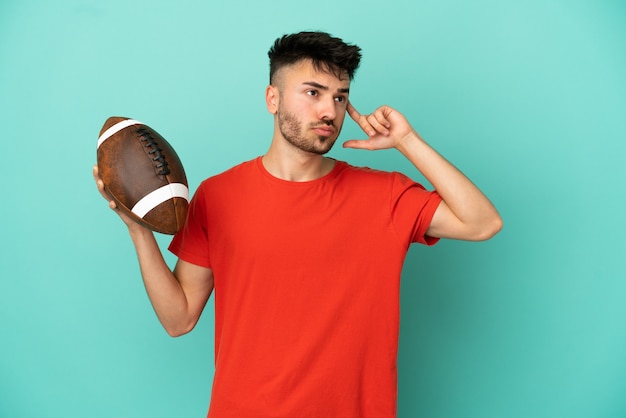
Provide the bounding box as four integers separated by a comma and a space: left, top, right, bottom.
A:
1, 0, 625, 417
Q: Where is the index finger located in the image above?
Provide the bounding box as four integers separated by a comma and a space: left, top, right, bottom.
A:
346, 101, 361, 122
347, 101, 376, 136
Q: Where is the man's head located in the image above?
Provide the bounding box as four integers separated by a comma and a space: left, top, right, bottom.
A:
266, 32, 362, 156
268, 31, 362, 86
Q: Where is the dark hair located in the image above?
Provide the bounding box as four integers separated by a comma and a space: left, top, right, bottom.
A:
268, 31, 362, 84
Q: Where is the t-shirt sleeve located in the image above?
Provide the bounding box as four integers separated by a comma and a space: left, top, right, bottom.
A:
168, 184, 212, 268
390, 172, 442, 247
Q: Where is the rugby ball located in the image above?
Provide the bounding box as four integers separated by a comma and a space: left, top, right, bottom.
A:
97, 117, 189, 235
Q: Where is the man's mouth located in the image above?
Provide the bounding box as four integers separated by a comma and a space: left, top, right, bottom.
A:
312, 123, 336, 137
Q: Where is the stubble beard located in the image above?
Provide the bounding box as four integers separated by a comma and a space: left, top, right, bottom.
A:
277, 108, 338, 156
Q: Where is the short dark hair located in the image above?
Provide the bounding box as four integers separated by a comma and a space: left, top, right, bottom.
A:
268, 31, 362, 84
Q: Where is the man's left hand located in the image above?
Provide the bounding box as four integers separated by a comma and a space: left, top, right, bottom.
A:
343, 102, 415, 151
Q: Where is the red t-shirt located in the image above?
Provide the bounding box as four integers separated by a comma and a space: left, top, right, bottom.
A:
169, 157, 442, 418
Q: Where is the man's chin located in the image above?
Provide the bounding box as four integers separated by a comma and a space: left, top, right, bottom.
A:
312, 138, 337, 155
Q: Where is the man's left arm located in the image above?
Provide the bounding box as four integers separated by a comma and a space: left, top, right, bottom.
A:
344, 102, 503, 241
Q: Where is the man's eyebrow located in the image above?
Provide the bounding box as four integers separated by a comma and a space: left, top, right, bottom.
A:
303, 81, 350, 94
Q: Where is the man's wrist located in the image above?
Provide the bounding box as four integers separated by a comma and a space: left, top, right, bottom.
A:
395, 129, 424, 156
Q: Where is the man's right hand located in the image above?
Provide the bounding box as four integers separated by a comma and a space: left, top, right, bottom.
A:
93, 164, 145, 231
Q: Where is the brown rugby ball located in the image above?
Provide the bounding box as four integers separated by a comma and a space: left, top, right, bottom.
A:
97, 117, 189, 235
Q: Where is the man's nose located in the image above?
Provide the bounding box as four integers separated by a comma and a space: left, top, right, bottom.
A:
317, 96, 336, 121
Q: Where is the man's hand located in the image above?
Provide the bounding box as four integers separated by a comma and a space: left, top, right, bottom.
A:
93, 165, 146, 232
343, 102, 415, 151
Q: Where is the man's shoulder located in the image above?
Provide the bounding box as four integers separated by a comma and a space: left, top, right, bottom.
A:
200, 157, 259, 187
335, 160, 430, 196
335, 160, 402, 182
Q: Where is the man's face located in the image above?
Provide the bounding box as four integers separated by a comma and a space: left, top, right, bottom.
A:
271, 60, 350, 155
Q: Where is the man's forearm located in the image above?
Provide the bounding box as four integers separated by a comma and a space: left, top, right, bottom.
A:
128, 226, 195, 336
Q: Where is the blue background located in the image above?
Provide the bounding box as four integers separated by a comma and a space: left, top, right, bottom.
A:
1, 0, 625, 417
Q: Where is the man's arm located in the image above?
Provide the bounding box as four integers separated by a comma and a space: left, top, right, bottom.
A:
344, 103, 502, 241
93, 166, 214, 336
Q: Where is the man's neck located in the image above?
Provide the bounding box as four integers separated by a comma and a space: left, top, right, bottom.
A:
262, 144, 335, 182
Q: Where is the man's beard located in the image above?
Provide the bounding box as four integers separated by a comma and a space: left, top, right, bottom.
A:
277, 108, 338, 155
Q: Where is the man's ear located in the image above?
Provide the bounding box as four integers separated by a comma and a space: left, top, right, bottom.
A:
266, 85, 278, 114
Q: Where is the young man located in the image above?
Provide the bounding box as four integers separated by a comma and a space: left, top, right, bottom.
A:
95, 31, 501, 418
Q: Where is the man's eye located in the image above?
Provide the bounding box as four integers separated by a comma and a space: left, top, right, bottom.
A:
307, 90, 318, 96
335, 96, 346, 103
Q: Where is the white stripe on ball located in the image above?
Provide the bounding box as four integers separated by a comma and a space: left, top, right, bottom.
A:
131, 183, 189, 218
97, 119, 142, 149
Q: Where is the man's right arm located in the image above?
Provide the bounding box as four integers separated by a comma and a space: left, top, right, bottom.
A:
94, 166, 214, 337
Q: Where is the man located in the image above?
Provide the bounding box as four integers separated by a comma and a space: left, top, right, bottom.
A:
94, 31, 502, 418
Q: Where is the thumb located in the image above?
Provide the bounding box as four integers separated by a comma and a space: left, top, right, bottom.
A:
342, 138, 375, 150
